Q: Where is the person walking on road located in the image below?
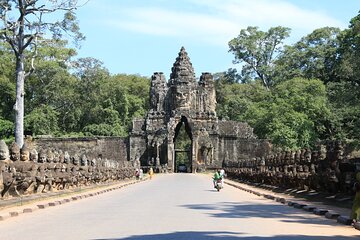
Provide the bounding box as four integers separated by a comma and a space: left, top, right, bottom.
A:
149, 167, 154, 180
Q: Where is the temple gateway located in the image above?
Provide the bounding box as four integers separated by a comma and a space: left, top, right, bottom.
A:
129, 47, 270, 173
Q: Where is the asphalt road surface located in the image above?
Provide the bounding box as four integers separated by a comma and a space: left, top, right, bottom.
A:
1, 174, 359, 240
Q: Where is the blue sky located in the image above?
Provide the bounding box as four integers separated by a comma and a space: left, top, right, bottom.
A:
75, 0, 360, 79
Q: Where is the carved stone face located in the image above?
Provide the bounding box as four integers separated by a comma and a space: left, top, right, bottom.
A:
20, 148, 30, 162
53, 150, 59, 163
91, 159, 96, 167
58, 150, 64, 163
64, 151, 70, 164
46, 150, 54, 163
72, 154, 80, 165
174, 86, 191, 109
318, 145, 327, 161
81, 154, 88, 166
30, 149, 38, 162
0, 140, 9, 161
38, 150, 47, 163
311, 151, 319, 163
305, 149, 312, 163
10, 142, 20, 161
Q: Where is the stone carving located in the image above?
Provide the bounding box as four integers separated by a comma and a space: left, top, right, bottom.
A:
0, 140, 10, 197
150, 72, 167, 112
196, 128, 213, 165
15, 144, 37, 195
0, 140, 138, 199
130, 47, 267, 173
224, 141, 360, 196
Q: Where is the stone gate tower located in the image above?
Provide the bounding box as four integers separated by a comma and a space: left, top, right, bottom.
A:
129, 47, 270, 172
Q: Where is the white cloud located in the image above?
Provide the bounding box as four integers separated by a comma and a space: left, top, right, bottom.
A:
100, 0, 346, 46
104, 7, 239, 46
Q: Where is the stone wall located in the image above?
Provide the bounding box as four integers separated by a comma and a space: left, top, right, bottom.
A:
218, 138, 272, 166
32, 137, 128, 162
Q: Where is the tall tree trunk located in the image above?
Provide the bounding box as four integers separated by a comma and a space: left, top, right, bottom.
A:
14, 54, 25, 148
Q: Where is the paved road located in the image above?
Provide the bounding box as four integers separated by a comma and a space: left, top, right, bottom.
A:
0, 174, 359, 240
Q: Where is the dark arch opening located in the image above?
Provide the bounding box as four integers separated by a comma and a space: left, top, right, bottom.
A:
173, 116, 192, 173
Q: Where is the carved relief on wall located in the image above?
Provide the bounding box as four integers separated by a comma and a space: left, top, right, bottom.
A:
150, 72, 167, 112
195, 127, 213, 165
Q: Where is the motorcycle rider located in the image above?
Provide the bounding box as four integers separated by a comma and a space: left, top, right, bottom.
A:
213, 169, 222, 189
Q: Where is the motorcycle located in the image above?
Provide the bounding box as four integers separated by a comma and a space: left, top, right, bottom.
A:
215, 178, 223, 191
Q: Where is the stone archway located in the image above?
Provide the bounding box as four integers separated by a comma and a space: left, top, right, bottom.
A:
129, 47, 268, 173
172, 116, 192, 172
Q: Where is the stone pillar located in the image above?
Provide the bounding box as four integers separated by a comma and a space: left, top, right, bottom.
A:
167, 140, 175, 172
191, 140, 197, 173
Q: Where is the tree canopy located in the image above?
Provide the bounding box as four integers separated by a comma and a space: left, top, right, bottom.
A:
1, 8, 360, 151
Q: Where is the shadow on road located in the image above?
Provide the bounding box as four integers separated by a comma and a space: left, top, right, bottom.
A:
94, 231, 359, 240
180, 201, 343, 226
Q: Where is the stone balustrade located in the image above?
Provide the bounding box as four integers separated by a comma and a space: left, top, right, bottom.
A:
224, 141, 359, 195
0, 140, 139, 199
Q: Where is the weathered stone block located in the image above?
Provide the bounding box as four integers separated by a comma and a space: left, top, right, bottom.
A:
287, 201, 295, 206
337, 215, 353, 225
9, 211, 19, 217
354, 222, 360, 230
264, 194, 275, 200
293, 203, 306, 209
325, 211, 340, 219
23, 208, 34, 213
313, 209, 328, 215
303, 206, 316, 212
37, 204, 48, 209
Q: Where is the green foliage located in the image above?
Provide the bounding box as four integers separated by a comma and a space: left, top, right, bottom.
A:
174, 123, 192, 165
275, 27, 341, 84
229, 26, 291, 89
83, 123, 126, 137
216, 78, 331, 149
83, 99, 126, 136
1, 0, 86, 145
0, 76, 15, 119
0, 43, 15, 120
264, 107, 315, 149
336, 12, 360, 84
24, 105, 60, 136
327, 81, 360, 141
0, 117, 14, 139
216, 81, 270, 122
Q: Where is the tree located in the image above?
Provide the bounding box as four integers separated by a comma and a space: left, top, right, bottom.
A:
82, 99, 126, 137
275, 27, 341, 84
25, 39, 78, 134
215, 81, 269, 122
106, 74, 150, 127
228, 26, 290, 90
72, 57, 110, 131
0, 0, 85, 147
24, 104, 59, 136
324, 12, 360, 145
270, 78, 332, 146
215, 77, 331, 149
335, 12, 360, 84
